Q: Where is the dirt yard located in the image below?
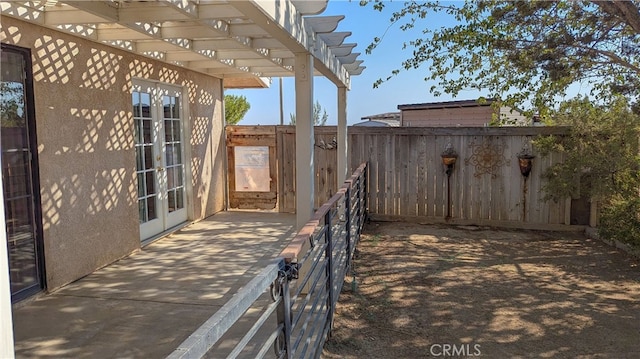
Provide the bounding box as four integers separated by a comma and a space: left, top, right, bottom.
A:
323, 222, 640, 358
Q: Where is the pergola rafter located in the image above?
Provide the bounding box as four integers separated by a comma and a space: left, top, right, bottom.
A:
1, 0, 365, 88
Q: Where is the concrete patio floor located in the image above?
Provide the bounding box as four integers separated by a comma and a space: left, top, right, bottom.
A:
11, 211, 296, 358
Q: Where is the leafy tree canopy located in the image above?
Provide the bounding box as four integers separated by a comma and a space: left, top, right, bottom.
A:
289, 100, 329, 126
534, 95, 640, 248
362, 0, 640, 115
535, 96, 640, 201
224, 94, 250, 125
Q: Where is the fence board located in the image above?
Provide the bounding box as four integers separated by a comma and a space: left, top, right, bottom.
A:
407, 135, 419, 216
416, 136, 427, 217
227, 125, 576, 230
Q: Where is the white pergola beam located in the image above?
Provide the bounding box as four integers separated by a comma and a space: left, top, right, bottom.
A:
160, 0, 198, 18
3, 0, 361, 87
44, 9, 111, 25
337, 86, 348, 185
118, 7, 190, 22
337, 52, 360, 64
230, 0, 350, 88
295, 53, 315, 229
349, 66, 365, 75
198, 4, 245, 19
330, 43, 356, 57
291, 0, 328, 15
318, 32, 351, 47
62, 1, 119, 21
343, 60, 363, 71
305, 15, 343, 33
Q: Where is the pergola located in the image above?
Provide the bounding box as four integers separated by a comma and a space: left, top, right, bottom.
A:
1, 0, 365, 229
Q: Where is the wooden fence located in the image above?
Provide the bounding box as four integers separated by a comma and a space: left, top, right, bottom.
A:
227, 125, 582, 230
347, 126, 579, 229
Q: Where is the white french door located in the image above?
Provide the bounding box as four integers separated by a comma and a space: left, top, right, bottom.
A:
132, 79, 187, 241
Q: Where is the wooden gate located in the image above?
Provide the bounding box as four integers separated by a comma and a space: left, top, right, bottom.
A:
226, 126, 277, 209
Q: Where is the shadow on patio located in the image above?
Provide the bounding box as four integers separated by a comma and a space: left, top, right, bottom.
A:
324, 221, 640, 358
12, 211, 296, 358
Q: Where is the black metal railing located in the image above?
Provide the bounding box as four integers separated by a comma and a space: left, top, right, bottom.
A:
168, 163, 368, 359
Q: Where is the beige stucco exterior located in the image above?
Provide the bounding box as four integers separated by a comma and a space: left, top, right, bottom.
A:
1, 17, 226, 290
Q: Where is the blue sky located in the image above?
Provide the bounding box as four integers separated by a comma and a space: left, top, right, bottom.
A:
227, 0, 485, 126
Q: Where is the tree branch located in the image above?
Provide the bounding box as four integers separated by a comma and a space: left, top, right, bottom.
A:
591, 0, 640, 34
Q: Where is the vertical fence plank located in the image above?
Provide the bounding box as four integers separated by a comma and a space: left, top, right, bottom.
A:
406, 135, 419, 216
426, 134, 436, 217
507, 135, 522, 222
456, 134, 468, 219
416, 135, 427, 217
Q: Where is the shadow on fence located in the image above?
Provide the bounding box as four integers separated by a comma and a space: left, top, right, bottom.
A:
168, 163, 368, 359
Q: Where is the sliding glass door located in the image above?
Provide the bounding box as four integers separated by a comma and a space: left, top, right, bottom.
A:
1, 43, 45, 302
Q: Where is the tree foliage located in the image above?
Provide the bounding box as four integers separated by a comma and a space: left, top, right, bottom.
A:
362, 1, 640, 246
534, 96, 640, 247
224, 94, 250, 125
289, 100, 329, 126
362, 0, 640, 113
535, 97, 640, 201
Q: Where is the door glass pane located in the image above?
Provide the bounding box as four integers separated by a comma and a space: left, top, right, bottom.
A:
132, 93, 140, 117
145, 171, 155, 196
3, 151, 29, 197
172, 120, 181, 141
2, 46, 43, 298
142, 119, 152, 143
134, 119, 141, 143
141, 93, 151, 118
176, 188, 184, 210
167, 190, 175, 212
138, 200, 146, 223
165, 144, 174, 166
164, 119, 172, 142
174, 145, 182, 165
133, 90, 157, 224
147, 196, 157, 220
144, 145, 153, 170
176, 168, 183, 187
137, 172, 145, 199
135, 146, 143, 171
166, 167, 174, 189
172, 97, 180, 119
163, 96, 171, 119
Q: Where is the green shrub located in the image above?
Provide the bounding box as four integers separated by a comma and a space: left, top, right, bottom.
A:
534, 96, 640, 248
599, 196, 640, 249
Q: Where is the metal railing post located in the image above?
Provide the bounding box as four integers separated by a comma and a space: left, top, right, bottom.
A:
275, 270, 293, 359
356, 177, 362, 238
345, 186, 352, 265
324, 211, 334, 335
363, 165, 368, 229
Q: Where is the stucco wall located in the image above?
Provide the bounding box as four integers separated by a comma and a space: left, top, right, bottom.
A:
1, 17, 226, 290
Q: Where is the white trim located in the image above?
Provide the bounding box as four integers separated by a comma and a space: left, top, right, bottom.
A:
337, 86, 348, 184
181, 85, 195, 222
132, 78, 188, 241
295, 53, 314, 229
